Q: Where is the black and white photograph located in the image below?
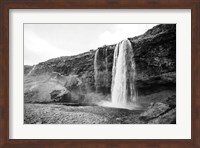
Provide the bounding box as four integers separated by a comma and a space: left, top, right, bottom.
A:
24, 24, 176, 124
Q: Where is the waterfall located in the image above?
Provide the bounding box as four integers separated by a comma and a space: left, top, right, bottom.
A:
111, 39, 137, 106
105, 47, 108, 74
27, 65, 36, 76
105, 47, 108, 88
94, 47, 109, 93
94, 49, 99, 92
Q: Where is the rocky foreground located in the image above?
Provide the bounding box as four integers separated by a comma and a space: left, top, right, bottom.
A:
24, 95, 176, 124
24, 104, 141, 124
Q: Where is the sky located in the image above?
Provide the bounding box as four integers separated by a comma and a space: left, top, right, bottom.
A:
24, 24, 158, 65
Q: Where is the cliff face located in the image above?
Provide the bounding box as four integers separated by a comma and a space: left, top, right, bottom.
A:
27, 51, 96, 91
131, 24, 176, 95
25, 24, 176, 102
132, 24, 176, 77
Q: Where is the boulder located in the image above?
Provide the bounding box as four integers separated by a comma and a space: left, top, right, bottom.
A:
64, 75, 82, 91
139, 94, 176, 124
139, 102, 171, 121
148, 108, 176, 124
164, 95, 176, 107
50, 89, 71, 102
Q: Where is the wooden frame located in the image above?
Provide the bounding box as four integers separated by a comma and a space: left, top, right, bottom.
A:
0, 0, 199, 147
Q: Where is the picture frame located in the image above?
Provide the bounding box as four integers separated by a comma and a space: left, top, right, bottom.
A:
0, 0, 199, 147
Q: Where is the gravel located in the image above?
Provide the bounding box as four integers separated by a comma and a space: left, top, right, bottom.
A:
24, 103, 143, 124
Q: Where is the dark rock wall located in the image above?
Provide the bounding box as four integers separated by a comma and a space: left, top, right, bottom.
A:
131, 24, 176, 95
131, 24, 176, 78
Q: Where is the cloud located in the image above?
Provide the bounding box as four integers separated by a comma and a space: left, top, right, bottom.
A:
24, 24, 158, 65
98, 24, 157, 46
24, 30, 76, 65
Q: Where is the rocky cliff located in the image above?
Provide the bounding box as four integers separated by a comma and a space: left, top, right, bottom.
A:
24, 24, 176, 103
24, 65, 33, 75
131, 24, 176, 95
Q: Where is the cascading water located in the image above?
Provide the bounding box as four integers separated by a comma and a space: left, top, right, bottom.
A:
105, 47, 108, 89
105, 47, 108, 74
94, 47, 109, 93
94, 49, 99, 92
95, 40, 138, 109
111, 39, 137, 107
